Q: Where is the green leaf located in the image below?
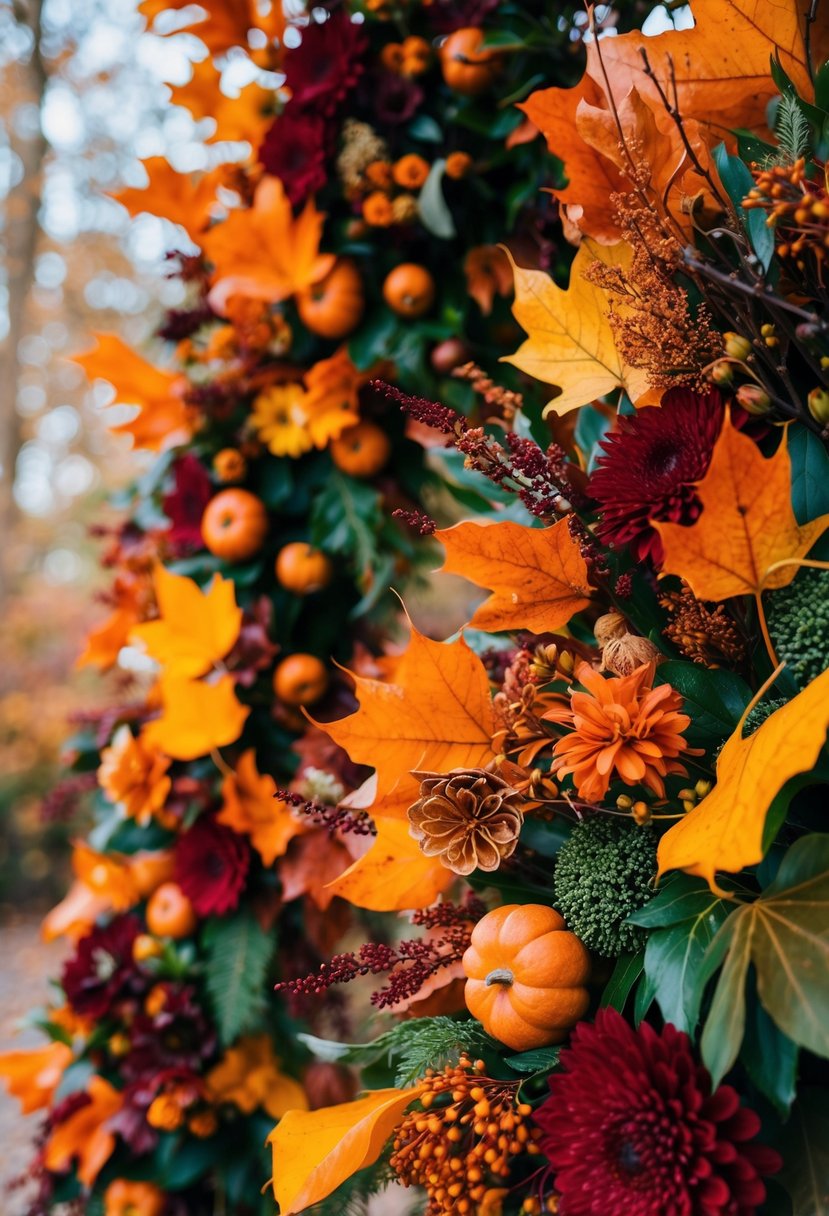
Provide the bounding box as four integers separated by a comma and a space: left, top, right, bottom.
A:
407, 114, 443, 143
418, 159, 456, 240
788, 426, 829, 526
637, 881, 734, 1033
348, 309, 399, 371
574, 404, 611, 474
309, 472, 382, 577
599, 950, 644, 1012
777, 1089, 829, 1216
712, 142, 775, 270
701, 834, 829, 1085
741, 982, 799, 1117
202, 911, 274, 1046
505, 1046, 560, 1073
654, 661, 752, 744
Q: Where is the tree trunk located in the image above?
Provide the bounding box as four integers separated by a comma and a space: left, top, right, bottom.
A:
0, 0, 48, 600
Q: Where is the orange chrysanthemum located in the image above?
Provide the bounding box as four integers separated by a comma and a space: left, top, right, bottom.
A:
98, 725, 172, 826
544, 661, 691, 802
104, 1179, 165, 1216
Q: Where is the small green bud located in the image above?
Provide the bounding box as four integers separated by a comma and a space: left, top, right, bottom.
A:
735, 384, 772, 415
808, 387, 829, 426
723, 332, 752, 361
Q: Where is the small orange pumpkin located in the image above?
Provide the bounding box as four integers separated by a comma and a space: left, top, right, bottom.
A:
275, 542, 334, 595
383, 263, 436, 319
463, 904, 590, 1051
439, 27, 504, 97
296, 259, 365, 339
145, 882, 197, 940
330, 420, 391, 478
201, 489, 268, 562
273, 653, 329, 706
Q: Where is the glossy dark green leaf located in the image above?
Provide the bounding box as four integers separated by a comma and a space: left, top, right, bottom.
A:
654, 661, 752, 744
701, 834, 829, 1085
505, 1046, 560, 1073
777, 1088, 829, 1216
638, 884, 734, 1033
712, 142, 775, 269
742, 983, 799, 1116
599, 950, 644, 1012
788, 425, 829, 525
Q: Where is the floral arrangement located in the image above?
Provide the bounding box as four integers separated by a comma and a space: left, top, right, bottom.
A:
0, 1, 638, 1214
259, 6, 829, 1216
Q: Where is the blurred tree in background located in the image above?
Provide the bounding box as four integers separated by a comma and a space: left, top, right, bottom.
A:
0, 0, 215, 908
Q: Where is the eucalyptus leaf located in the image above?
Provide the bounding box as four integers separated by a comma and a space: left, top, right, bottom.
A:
788, 426, 829, 526
418, 160, 456, 240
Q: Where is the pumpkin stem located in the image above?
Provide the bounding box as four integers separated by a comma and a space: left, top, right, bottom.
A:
484, 967, 514, 988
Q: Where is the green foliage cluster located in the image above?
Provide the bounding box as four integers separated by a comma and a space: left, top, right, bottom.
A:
554, 816, 658, 957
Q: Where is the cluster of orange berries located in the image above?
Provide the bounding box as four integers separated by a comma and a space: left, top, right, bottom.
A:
389, 1057, 542, 1214
744, 157, 829, 274
380, 35, 431, 76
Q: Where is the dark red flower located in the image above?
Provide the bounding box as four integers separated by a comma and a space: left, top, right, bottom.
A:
282, 10, 367, 117
374, 71, 424, 126
162, 454, 213, 555
124, 983, 217, 1080
535, 1008, 780, 1216
587, 388, 725, 564
175, 816, 250, 916
112, 1066, 203, 1153
259, 109, 329, 206
61, 914, 143, 1018
226, 596, 280, 688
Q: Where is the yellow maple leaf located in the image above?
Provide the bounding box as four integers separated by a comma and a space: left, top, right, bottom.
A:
503, 241, 651, 415
142, 673, 250, 761
206, 1034, 307, 1120
204, 176, 334, 314
326, 816, 454, 911
318, 624, 496, 818
72, 333, 192, 452
131, 565, 242, 679
268, 1087, 423, 1215
654, 422, 829, 601
437, 518, 593, 634
658, 666, 829, 890
217, 749, 305, 865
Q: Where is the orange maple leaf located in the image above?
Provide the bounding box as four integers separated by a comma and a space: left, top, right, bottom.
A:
42, 842, 140, 942
594, 0, 826, 141
658, 666, 829, 890
303, 348, 363, 448
318, 624, 497, 818
464, 245, 513, 315
654, 422, 829, 602
436, 518, 593, 634
217, 749, 305, 866
523, 79, 713, 244
131, 565, 242, 679
76, 604, 140, 671
141, 673, 250, 761
504, 241, 652, 414
204, 177, 334, 314
168, 58, 273, 146
325, 816, 454, 912
0, 1043, 73, 1115
72, 333, 192, 452
110, 158, 232, 243
268, 1087, 424, 1214
43, 1076, 122, 1186
140, 0, 284, 54
280, 830, 355, 911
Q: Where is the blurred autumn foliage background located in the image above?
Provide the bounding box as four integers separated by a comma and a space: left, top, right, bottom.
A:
0, 0, 240, 912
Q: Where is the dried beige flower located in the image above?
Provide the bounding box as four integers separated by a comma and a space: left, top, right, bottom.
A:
407, 768, 524, 875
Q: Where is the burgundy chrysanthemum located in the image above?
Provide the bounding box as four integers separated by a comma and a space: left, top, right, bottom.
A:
374, 71, 424, 126
534, 1009, 780, 1216
174, 816, 250, 916
61, 914, 143, 1018
587, 387, 725, 564
124, 983, 216, 1080
259, 109, 329, 206
282, 10, 367, 117
162, 454, 213, 555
